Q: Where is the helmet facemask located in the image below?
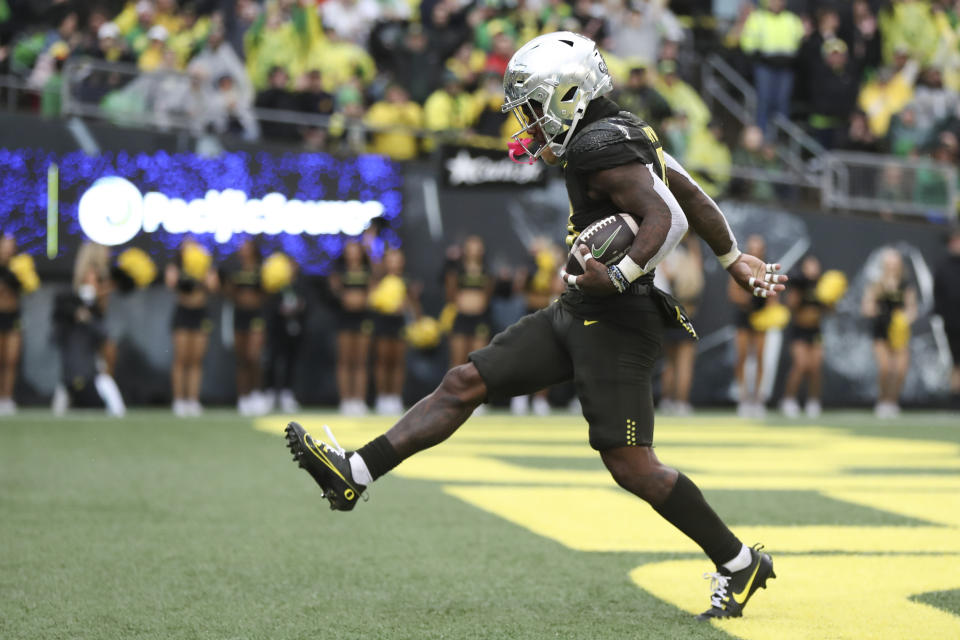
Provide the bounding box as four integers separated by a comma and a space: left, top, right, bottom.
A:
503, 84, 586, 164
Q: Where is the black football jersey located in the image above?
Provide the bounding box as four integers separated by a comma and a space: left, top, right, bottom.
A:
562, 101, 667, 249
557, 99, 669, 328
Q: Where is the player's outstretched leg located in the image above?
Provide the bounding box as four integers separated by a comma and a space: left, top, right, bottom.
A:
600, 446, 775, 619
285, 363, 487, 510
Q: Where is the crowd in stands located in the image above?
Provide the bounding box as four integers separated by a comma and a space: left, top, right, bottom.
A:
2, 1, 960, 204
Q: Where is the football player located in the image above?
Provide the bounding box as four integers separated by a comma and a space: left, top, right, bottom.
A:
285, 32, 785, 620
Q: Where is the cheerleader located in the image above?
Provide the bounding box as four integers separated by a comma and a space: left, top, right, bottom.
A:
0, 233, 40, 415
862, 248, 917, 418
780, 255, 843, 418
166, 240, 218, 417
729, 234, 770, 418
52, 242, 125, 417
511, 239, 563, 416
446, 235, 492, 369
370, 248, 419, 414
263, 252, 305, 413
330, 241, 373, 415
225, 238, 267, 415
658, 234, 704, 416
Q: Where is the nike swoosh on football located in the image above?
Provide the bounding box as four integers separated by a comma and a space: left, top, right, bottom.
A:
583, 320, 599, 326
591, 226, 622, 259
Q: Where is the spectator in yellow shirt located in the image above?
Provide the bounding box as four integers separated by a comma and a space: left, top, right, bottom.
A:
858, 59, 919, 137
423, 72, 478, 149
653, 60, 711, 132
364, 85, 424, 161
739, 0, 805, 136
138, 25, 169, 71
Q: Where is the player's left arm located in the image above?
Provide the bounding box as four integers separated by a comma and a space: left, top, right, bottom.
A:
571, 162, 688, 296
664, 152, 787, 298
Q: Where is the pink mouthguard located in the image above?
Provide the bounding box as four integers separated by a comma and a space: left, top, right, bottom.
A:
508, 138, 537, 165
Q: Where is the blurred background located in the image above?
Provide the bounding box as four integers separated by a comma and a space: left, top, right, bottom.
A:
0, 0, 958, 416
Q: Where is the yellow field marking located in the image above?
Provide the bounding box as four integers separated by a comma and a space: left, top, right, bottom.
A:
260, 414, 960, 637
444, 485, 960, 553
630, 555, 960, 640
822, 490, 960, 528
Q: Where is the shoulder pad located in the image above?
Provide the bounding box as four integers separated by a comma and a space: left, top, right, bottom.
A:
567, 118, 630, 160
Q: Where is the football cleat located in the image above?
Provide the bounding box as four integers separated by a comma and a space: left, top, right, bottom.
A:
284, 421, 366, 511
696, 544, 775, 621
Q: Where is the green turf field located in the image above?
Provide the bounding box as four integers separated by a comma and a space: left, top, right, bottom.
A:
1, 410, 958, 640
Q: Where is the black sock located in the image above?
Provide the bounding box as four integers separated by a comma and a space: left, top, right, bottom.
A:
653, 472, 742, 567
355, 435, 402, 481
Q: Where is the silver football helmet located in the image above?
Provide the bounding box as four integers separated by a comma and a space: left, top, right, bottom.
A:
502, 31, 613, 162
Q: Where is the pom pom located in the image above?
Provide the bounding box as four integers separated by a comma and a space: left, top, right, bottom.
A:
181, 242, 212, 281
749, 302, 791, 331
116, 247, 157, 288
531, 248, 558, 294
888, 309, 911, 350
438, 302, 458, 333
369, 275, 407, 314
405, 316, 442, 349
816, 270, 847, 306
261, 252, 294, 293
9, 254, 40, 294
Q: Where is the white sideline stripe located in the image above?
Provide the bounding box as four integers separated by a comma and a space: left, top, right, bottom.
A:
422, 177, 443, 240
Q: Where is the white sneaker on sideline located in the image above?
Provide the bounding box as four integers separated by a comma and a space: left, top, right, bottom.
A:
532, 396, 550, 416
279, 389, 300, 413
780, 397, 800, 419
173, 399, 189, 418
188, 400, 203, 417
568, 397, 582, 415
751, 402, 767, 420
510, 395, 530, 415
804, 399, 821, 419
874, 402, 897, 419
660, 398, 677, 415
53, 385, 69, 416
0, 398, 15, 416
673, 401, 693, 417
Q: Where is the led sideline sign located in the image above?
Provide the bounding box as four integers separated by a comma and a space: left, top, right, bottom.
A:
0, 148, 403, 275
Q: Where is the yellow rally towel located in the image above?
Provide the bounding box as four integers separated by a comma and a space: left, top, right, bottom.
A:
261, 252, 294, 293
749, 301, 791, 331
117, 247, 157, 288
405, 316, 442, 349
9, 254, 40, 293
181, 242, 212, 281
816, 270, 847, 306
888, 309, 911, 350
369, 275, 406, 314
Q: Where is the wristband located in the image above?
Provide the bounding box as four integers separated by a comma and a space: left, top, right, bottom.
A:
615, 254, 645, 283
607, 265, 629, 293
717, 245, 742, 269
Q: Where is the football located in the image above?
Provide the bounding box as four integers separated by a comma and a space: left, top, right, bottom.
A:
565, 213, 640, 276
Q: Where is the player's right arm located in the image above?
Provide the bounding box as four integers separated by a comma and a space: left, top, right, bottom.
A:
663, 152, 786, 298
570, 161, 688, 296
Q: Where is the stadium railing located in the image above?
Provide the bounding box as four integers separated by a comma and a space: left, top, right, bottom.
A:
0, 74, 42, 112
821, 151, 958, 221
